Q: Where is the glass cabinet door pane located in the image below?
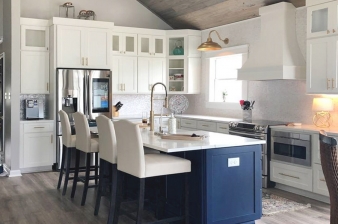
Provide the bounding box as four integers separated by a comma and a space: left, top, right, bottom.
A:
312, 8, 329, 33
154, 38, 163, 54
125, 36, 135, 53
26, 30, 46, 47
112, 35, 120, 52
141, 37, 150, 53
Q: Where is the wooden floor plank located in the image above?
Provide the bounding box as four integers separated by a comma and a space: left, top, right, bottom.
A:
0, 172, 330, 224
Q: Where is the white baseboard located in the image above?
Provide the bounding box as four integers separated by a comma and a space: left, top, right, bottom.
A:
8, 169, 22, 177
275, 183, 330, 204
20, 166, 52, 174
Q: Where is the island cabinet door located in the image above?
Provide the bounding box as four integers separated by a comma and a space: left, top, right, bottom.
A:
206, 145, 262, 224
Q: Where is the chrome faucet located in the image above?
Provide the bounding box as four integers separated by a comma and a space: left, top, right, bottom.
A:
150, 82, 168, 131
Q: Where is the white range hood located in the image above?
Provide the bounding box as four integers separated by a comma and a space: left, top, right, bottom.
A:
237, 2, 305, 81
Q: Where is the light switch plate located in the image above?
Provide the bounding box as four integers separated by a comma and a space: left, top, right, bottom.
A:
228, 157, 240, 167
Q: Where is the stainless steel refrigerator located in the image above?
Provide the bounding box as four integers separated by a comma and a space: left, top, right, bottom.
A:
56, 69, 112, 168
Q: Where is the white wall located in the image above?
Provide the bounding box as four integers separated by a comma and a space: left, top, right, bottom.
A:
0, 0, 3, 38
20, 0, 172, 30
184, 7, 330, 125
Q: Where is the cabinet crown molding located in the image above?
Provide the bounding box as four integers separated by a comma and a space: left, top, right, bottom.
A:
52, 17, 114, 29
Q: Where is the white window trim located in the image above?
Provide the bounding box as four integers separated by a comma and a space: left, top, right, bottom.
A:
204, 45, 249, 111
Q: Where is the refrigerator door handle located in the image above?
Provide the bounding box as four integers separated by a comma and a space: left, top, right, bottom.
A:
84, 72, 89, 119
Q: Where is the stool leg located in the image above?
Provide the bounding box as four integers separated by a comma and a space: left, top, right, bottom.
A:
71, 149, 80, 199
107, 164, 118, 224
185, 173, 189, 224
81, 153, 91, 206
95, 152, 99, 185
94, 159, 105, 216
62, 147, 72, 195
113, 171, 123, 224
57, 145, 66, 189
136, 178, 145, 224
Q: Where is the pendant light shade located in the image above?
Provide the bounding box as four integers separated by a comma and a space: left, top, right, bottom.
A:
197, 30, 229, 51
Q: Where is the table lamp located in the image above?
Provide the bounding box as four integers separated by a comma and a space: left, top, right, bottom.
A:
312, 98, 334, 128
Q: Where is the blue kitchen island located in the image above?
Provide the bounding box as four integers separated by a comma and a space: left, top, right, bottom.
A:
141, 129, 265, 224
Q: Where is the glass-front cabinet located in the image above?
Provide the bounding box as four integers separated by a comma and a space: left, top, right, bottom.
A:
307, 1, 338, 38
138, 35, 165, 57
112, 33, 137, 56
167, 32, 201, 94
21, 25, 49, 51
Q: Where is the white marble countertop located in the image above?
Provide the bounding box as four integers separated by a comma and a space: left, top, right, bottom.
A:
140, 129, 266, 153
175, 114, 242, 123
271, 125, 338, 136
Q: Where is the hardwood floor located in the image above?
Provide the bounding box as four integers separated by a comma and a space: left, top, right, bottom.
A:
0, 172, 330, 224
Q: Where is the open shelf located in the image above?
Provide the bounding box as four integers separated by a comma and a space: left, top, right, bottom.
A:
168, 37, 185, 56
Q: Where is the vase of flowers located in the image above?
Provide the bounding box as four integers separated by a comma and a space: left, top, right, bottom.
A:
222, 90, 228, 102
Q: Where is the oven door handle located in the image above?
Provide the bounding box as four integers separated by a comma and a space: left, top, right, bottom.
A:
229, 130, 265, 139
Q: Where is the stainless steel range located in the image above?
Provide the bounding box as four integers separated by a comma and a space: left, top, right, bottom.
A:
228, 120, 288, 188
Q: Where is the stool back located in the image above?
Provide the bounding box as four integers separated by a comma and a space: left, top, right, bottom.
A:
114, 120, 145, 178
59, 110, 73, 147
73, 112, 91, 153
319, 130, 338, 223
96, 115, 117, 164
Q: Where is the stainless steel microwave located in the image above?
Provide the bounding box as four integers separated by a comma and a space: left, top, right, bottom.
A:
271, 130, 311, 167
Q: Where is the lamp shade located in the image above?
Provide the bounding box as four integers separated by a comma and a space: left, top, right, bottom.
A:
197, 37, 222, 51
312, 98, 334, 111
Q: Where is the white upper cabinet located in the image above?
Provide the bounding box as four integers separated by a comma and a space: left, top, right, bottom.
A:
21, 25, 49, 51
138, 35, 166, 57
112, 56, 138, 94
138, 57, 166, 94
112, 33, 137, 56
306, 36, 338, 93
21, 51, 50, 94
57, 25, 110, 69
307, 1, 338, 38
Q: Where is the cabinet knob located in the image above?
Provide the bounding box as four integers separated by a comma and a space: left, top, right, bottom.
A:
327, 78, 331, 90
328, 30, 331, 34
334, 29, 336, 33
332, 78, 335, 89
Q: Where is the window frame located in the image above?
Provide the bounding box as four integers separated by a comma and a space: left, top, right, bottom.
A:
204, 45, 249, 111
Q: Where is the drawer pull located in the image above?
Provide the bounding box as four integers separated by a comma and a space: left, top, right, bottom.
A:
320, 178, 326, 182
202, 125, 209, 127
185, 123, 192, 125
219, 127, 228, 130
279, 173, 300, 179
34, 127, 45, 129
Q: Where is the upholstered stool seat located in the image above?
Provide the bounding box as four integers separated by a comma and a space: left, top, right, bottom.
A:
112, 120, 191, 224
71, 112, 100, 206
57, 110, 77, 195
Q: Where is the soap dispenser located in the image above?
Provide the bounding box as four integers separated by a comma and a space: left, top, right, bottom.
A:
168, 113, 176, 134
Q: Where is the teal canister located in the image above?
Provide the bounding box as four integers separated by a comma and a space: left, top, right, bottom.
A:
168, 113, 177, 134
173, 40, 184, 55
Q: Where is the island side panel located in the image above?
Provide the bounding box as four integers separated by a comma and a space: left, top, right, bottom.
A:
206, 145, 262, 224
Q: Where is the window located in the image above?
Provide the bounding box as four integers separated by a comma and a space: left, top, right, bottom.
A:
206, 46, 248, 110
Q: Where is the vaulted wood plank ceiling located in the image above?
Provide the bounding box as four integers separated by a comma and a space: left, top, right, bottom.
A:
137, 0, 305, 30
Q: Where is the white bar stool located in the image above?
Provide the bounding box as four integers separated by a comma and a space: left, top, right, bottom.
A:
57, 110, 77, 195
94, 115, 118, 223
71, 112, 99, 206
113, 120, 191, 224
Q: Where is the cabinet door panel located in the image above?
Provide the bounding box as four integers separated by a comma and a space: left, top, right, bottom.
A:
86, 28, 109, 69
307, 38, 330, 93
138, 35, 151, 56
124, 34, 137, 56
138, 57, 151, 93
112, 34, 121, 55
151, 58, 166, 93
57, 26, 85, 67
21, 51, 49, 94
23, 132, 53, 168
21, 25, 49, 51
153, 36, 166, 57
112, 56, 123, 93
122, 57, 138, 93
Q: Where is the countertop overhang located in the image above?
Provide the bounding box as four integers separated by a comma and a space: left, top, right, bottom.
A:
141, 129, 266, 153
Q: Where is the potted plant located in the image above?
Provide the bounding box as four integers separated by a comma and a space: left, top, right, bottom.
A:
222, 90, 228, 102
